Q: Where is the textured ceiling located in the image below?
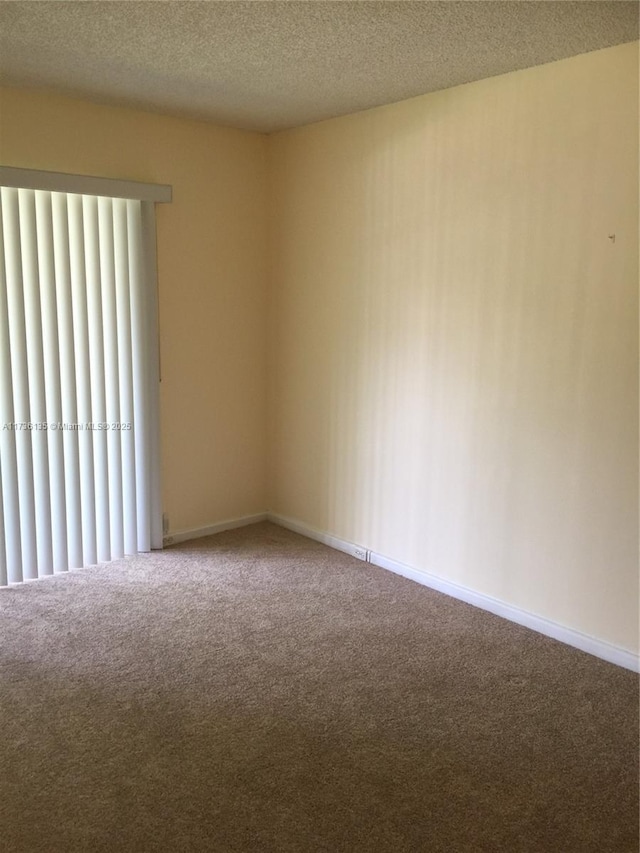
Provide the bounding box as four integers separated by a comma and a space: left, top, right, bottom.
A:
0, 1, 638, 133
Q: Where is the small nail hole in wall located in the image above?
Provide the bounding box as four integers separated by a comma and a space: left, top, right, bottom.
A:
608, 234, 616, 243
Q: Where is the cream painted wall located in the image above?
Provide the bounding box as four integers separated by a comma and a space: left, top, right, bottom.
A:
268, 43, 639, 652
0, 87, 269, 534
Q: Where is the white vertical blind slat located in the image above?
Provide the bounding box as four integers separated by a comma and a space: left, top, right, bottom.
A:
98, 197, 124, 560
83, 195, 110, 563
67, 194, 97, 567
51, 192, 82, 570
35, 191, 68, 573
141, 201, 163, 551
0, 456, 6, 586
2, 188, 37, 581
128, 200, 150, 551
113, 199, 137, 556
0, 196, 23, 583
19, 190, 53, 577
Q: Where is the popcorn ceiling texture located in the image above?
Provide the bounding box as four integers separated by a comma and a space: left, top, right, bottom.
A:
0, 1, 638, 132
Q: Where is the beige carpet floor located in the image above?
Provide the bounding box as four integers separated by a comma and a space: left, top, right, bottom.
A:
0, 521, 637, 852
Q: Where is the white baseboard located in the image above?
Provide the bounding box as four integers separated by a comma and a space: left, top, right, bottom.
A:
267, 513, 368, 562
164, 513, 268, 546
268, 513, 639, 673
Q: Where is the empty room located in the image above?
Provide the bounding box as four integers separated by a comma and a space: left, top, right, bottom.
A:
0, 2, 638, 851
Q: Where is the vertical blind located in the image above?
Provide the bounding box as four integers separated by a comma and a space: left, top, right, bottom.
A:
0, 179, 164, 585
